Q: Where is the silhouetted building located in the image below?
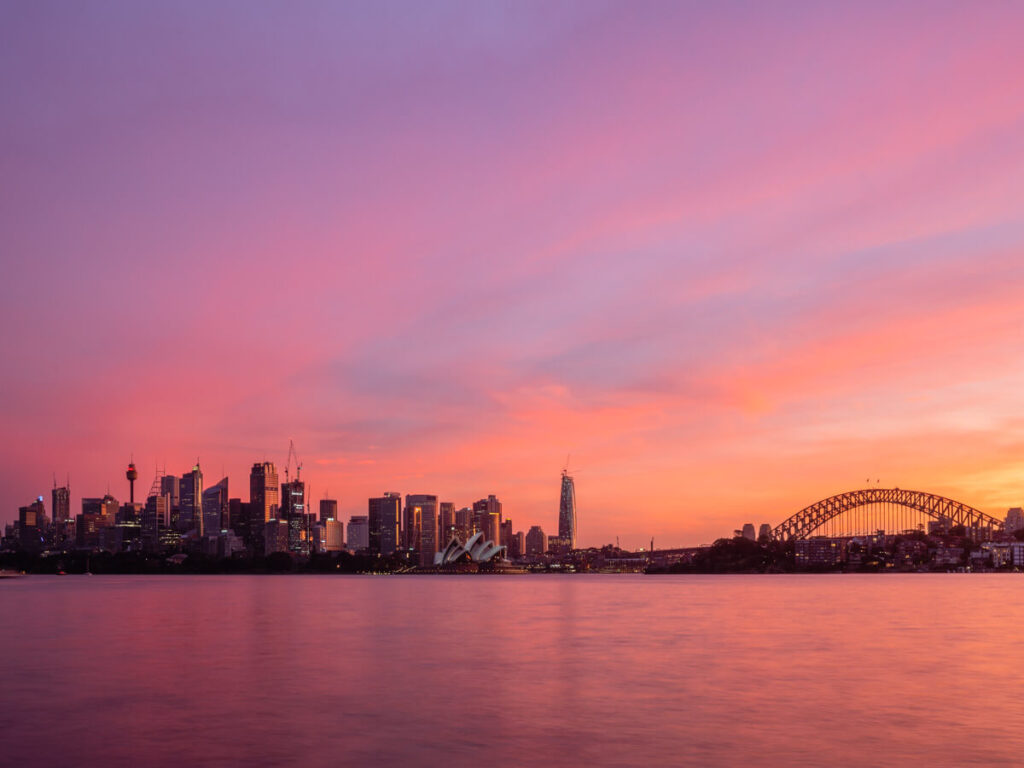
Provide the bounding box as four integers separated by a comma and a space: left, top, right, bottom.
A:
142, 493, 171, 550
202, 477, 229, 534
525, 525, 546, 556
348, 515, 369, 551
52, 484, 70, 544
1006, 508, 1024, 534
455, 507, 475, 541
500, 519, 513, 550
18, 498, 46, 552
559, 470, 577, 550
473, 496, 502, 549
510, 530, 525, 559
249, 462, 279, 554
437, 502, 454, 542
264, 519, 289, 556
281, 480, 307, 555
180, 464, 203, 534
229, 498, 248, 539
369, 493, 401, 555
741, 523, 756, 541
319, 498, 338, 524
325, 518, 345, 552
406, 494, 438, 566
758, 523, 772, 540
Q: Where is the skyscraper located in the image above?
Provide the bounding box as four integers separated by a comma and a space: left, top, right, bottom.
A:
281, 480, 307, 555
558, 470, 577, 550
202, 477, 229, 535
473, 495, 502, 545
404, 494, 438, 563
439, 502, 456, 544
52, 482, 70, 544
249, 462, 279, 555
347, 515, 369, 551
525, 525, 547, 556
319, 498, 338, 524
180, 463, 204, 535
369, 493, 400, 555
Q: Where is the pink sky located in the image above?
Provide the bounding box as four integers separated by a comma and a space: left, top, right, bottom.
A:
2, 2, 1024, 547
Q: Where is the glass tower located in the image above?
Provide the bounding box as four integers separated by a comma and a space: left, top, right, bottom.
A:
558, 470, 576, 550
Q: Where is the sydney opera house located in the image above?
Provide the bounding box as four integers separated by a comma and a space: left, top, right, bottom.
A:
433, 531, 506, 566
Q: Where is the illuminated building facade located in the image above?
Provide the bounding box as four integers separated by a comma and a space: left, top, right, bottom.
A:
558, 471, 576, 550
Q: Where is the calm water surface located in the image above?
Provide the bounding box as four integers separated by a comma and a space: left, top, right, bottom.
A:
2, 574, 1023, 767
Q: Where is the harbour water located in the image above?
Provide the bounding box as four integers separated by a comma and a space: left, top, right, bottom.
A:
2, 574, 1022, 766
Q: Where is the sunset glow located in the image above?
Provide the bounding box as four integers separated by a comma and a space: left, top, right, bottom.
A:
3, 2, 1024, 547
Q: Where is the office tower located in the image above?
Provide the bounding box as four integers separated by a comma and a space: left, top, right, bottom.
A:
142, 493, 170, 550
510, 531, 525, 559
500, 519, 513, 550
369, 493, 401, 555
439, 502, 456, 544
1006, 508, 1024, 533
52, 482, 71, 545
320, 498, 338, 524
325, 518, 345, 551
741, 523, 756, 541
455, 507, 475, 541
160, 475, 180, 508
525, 525, 547, 556
758, 523, 772, 540
281, 480, 307, 555
347, 515, 369, 551
249, 462, 279, 554
404, 494, 437, 563
229, 498, 247, 538
202, 477, 229, 535
558, 470, 577, 550
473, 495, 501, 545
264, 519, 289, 556
18, 498, 46, 552
180, 463, 204, 535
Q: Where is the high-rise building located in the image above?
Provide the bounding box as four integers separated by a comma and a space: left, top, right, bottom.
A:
264, 519, 289, 556
500, 519, 513, 550
369, 493, 401, 555
202, 477, 229, 535
405, 494, 437, 564
52, 483, 70, 544
741, 523, 756, 541
758, 523, 772, 541
229, 498, 247, 538
249, 462, 279, 554
558, 470, 577, 550
473, 495, 502, 545
142, 493, 171, 550
347, 515, 369, 551
439, 502, 456, 544
455, 507, 475, 541
525, 525, 547, 556
1006, 508, 1024, 533
18, 498, 46, 552
325, 519, 345, 552
160, 474, 181, 529
180, 463, 204, 535
281, 480, 307, 555
510, 531, 525, 559
319, 498, 338, 524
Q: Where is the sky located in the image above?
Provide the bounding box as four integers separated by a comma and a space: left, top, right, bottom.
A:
2, 1, 1024, 548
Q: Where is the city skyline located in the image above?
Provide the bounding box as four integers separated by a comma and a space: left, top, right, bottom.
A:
4, 3, 1024, 548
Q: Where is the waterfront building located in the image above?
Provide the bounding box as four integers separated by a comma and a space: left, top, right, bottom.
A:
180, 464, 204, 535
347, 515, 369, 551
202, 477, 229, 534
281, 480, 307, 555
795, 538, 843, 568
758, 523, 772, 540
510, 531, 525, 559
319, 498, 338, 524
406, 494, 439, 566
434, 532, 506, 565
369, 493, 400, 555
229, 498, 247, 539
18, 498, 46, 552
439, 502, 456, 542
325, 518, 345, 552
1005, 508, 1024, 534
473, 495, 501, 548
455, 506, 475, 541
264, 518, 289, 556
250, 462, 279, 555
142, 493, 170, 549
500, 519, 513, 550
741, 523, 756, 540
525, 525, 546, 556
559, 470, 577, 550
52, 483, 70, 544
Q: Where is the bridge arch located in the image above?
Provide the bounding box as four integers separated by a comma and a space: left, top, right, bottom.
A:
772, 488, 1004, 541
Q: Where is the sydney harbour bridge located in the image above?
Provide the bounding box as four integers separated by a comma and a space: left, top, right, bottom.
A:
770, 488, 1004, 541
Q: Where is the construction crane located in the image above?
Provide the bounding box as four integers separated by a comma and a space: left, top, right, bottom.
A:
285, 439, 302, 483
